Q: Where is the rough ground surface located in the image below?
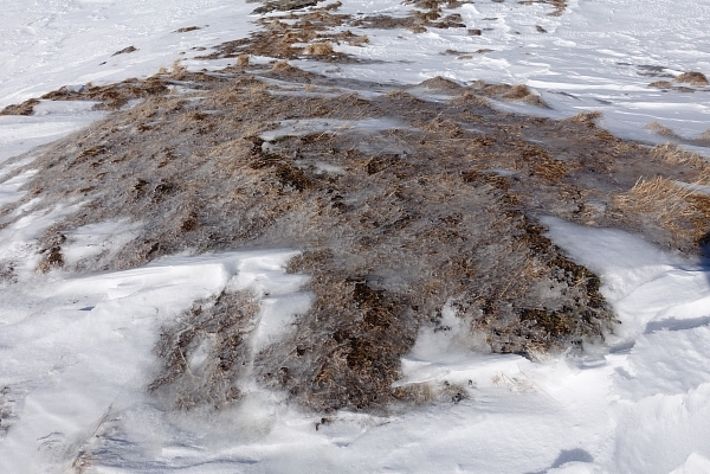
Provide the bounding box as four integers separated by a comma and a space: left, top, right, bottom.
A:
1, 0, 709, 414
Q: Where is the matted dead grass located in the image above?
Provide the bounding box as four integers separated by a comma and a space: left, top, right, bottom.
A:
519, 0, 568, 16
201, 7, 364, 62
40, 76, 169, 109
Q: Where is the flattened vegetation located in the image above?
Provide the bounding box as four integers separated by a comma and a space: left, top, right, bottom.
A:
2, 0, 709, 414
3, 55, 709, 412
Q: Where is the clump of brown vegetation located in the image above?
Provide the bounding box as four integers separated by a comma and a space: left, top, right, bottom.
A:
567, 110, 601, 126
649, 80, 673, 90
0, 98, 40, 116
612, 176, 710, 243
469, 81, 549, 107
200, 8, 362, 62
304, 41, 335, 57
36, 231, 66, 273
41, 77, 169, 109
674, 71, 709, 87
253, 0, 320, 14
519, 0, 567, 16
174, 26, 201, 33
112, 45, 138, 56
150, 290, 260, 409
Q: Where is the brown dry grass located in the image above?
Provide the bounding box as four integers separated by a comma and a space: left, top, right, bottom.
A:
651, 143, 710, 181
649, 80, 673, 90
305, 41, 335, 57
567, 111, 601, 126
41, 77, 168, 109
519, 0, 567, 16
675, 71, 709, 87
468, 82, 549, 108
613, 176, 710, 242
7, 46, 707, 413
646, 122, 678, 138
0, 98, 39, 116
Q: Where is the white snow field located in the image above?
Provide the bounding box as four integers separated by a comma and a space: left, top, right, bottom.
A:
1, 1, 710, 473
0, 0, 258, 108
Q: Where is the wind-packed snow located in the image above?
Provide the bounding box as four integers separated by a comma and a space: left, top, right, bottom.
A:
3, 220, 702, 473
63, 220, 705, 474
2, 1, 710, 473
298, 0, 710, 153
0, 0, 258, 108
0, 250, 309, 473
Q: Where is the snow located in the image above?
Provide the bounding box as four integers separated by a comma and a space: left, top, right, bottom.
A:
296, 0, 710, 153
0, 250, 309, 473
0, 102, 104, 165
0, 0, 258, 108
1, 217, 703, 473
1, 1, 710, 472
260, 117, 409, 141
62, 219, 144, 267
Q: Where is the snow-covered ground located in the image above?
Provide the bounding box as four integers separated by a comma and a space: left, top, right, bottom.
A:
1, 1, 710, 473
301, 0, 710, 153
0, 0, 258, 108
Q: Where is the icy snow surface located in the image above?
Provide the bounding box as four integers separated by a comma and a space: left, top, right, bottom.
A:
1, 1, 710, 473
